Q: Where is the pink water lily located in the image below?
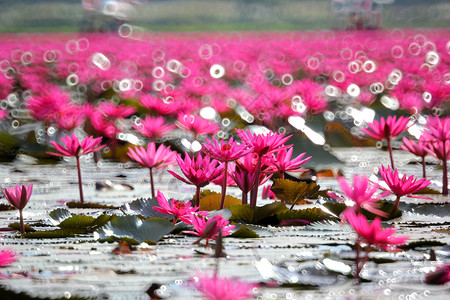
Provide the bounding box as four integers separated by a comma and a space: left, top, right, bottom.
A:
377, 165, 431, 218
267, 148, 311, 179
168, 153, 223, 206
328, 175, 387, 218
133, 116, 175, 140
176, 114, 220, 138
202, 137, 253, 209
0, 250, 17, 268
153, 191, 204, 225
192, 272, 257, 300
127, 143, 176, 198
47, 134, 105, 203
360, 116, 410, 168
183, 214, 235, 246
401, 136, 430, 178
2, 184, 33, 233
345, 210, 408, 279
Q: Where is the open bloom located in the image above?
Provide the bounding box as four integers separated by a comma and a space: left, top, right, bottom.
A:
267, 148, 311, 178
47, 133, 105, 157
153, 191, 204, 225
424, 116, 450, 142
236, 129, 291, 156
328, 175, 387, 218
184, 214, 235, 244
345, 210, 408, 251
202, 137, 252, 162
192, 272, 257, 300
378, 165, 431, 198
401, 136, 430, 178
2, 184, 33, 234
361, 116, 410, 141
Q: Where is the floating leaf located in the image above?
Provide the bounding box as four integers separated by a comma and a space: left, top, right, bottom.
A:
22, 228, 87, 239
400, 240, 446, 250
95, 215, 174, 244
230, 225, 259, 238
49, 208, 73, 225
7, 223, 35, 232
0, 204, 14, 211
322, 201, 401, 220
412, 187, 441, 195
91, 214, 114, 229
120, 198, 169, 219
271, 179, 320, 209
199, 192, 242, 211
66, 202, 118, 209
59, 215, 96, 229
229, 202, 288, 225
277, 208, 336, 225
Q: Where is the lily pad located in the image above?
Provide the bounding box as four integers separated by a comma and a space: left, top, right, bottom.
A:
49, 208, 73, 225
230, 225, 260, 238
7, 223, 35, 232
271, 179, 320, 208
66, 202, 118, 209
229, 202, 288, 225
59, 215, 96, 229
95, 215, 175, 245
277, 208, 337, 224
400, 240, 446, 250
199, 192, 242, 211
120, 198, 169, 219
22, 228, 87, 239
322, 201, 402, 220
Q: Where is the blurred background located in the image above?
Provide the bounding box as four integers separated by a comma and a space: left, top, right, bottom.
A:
0, 0, 448, 33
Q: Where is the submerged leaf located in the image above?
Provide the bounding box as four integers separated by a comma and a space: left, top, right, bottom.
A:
271, 179, 320, 208
95, 215, 174, 244
199, 192, 242, 211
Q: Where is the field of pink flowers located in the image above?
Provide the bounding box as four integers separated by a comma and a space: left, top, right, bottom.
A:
0, 29, 449, 299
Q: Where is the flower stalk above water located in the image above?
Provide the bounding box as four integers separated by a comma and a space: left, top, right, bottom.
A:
1, 184, 33, 234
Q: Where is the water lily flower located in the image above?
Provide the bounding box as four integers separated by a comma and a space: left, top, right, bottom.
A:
377, 165, 431, 218
153, 191, 205, 225
360, 116, 410, 168
424, 264, 450, 285
47, 134, 105, 203
345, 210, 408, 279
202, 137, 253, 209
133, 116, 175, 140
0, 249, 17, 268
236, 129, 291, 207
184, 214, 235, 246
176, 114, 220, 139
168, 153, 223, 206
267, 148, 311, 179
127, 143, 176, 198
192, 272, 257, 300
97, 101, 136, 120
328, 175, 387, 218
401, 136, 430, 178
1, 184, 33, 233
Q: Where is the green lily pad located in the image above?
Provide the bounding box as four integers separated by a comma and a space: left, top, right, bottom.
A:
7, 223, 35, 232
66, 202, 118, 209
230, 225, 259, 238
49, 208, 73, 225
22, 228, 87, 239
59, 215, 96, 229
95, 215, 175, 244
271, 179, 320, 208
400, 240, 446, 250
277, 208, 337, 224
229, 202, 288, 225
322, 201, 402, 221
120, 198, 170, 219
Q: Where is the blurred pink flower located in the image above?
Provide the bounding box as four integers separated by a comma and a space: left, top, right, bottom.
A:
328, 175, 387, 218
140, 95, 180, 116
153, 191, 203, 225
262, 185, 276, 200
401, 136, 429, 178
168, 153, 223, 206
0, 109, 7, 120
128, 143, 176, 198
133, 116, 175, 140
184, 214, 235, 245
176, 114, 220, 138
0, 250, 17, 268
424, 264, 450, 285
360, 116, 410, 168
98, 101, 136, 119
192, 272, 257, 300
2, 184, 33, 234
377, 165, 431, 218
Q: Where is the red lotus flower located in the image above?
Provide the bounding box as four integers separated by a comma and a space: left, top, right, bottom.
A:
153, 191, 203, 225
377, 165, 431, 218
128, 143, 176, 198
183, 214, 235, 246
192, 272, 257, 300
2, 184, 33, 234
328, 175, 387, 218
168, 153, 223, 206
133, 116, 175, 140
345, 210, 408, 279
47, 134, 105, 203
267, 148, 311, 179
176, 114, 220, 138
202, 137, 253, 209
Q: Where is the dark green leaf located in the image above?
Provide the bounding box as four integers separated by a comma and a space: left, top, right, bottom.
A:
400, 240, 446, 250
229, 202, 288, 224
7, 223, 35, 232
120, 198, 170, 219
95, 215, 174, 244
322, 200, 402, 221
49, 208, 72, 225
230, 225, 259, 238
59, 215, 96, 229
22, 228, 87, 239
66, 202, 118, 209
271, 179, 320, 207
277, 208, 337, 223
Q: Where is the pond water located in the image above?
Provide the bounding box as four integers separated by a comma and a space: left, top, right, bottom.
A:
0, 147, 449, 299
